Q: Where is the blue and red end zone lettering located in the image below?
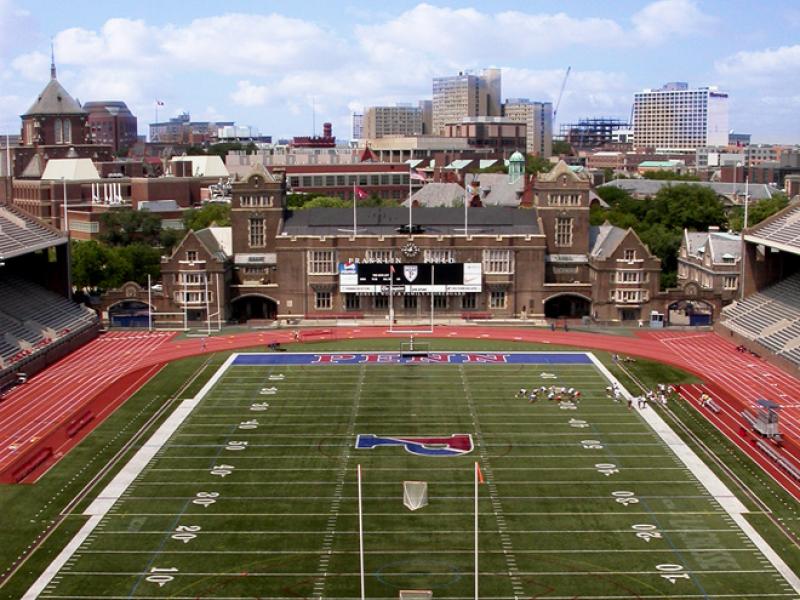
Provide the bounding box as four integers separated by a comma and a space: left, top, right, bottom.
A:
231, 352, 593, 365
356, 434, 474, 457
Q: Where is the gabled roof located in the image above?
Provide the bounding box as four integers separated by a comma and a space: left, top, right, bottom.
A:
170, 155, 229, 178
20, 154, 45, 179
537, 159, 591, 183
590, 222, 628, 258
41, 158, 100, 181
195, 227, 231, 261
23, 78, 86, 117
404, 182, 465, 207
473, 173, 525, 207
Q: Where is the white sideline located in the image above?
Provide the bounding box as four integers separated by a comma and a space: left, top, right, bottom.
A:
22, 354, 238, 600
588, 352, 800, 595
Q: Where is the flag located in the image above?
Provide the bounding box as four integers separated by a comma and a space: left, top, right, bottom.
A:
476, 462, 485, 484
389, 264, 395, 273
354, 186, 368, 200
410, 169, 427, 182
156, 99, 165, 106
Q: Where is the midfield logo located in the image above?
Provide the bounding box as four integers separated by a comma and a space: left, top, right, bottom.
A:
355, 434, 474, 457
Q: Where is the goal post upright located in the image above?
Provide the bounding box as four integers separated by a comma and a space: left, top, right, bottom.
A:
357, 464, 365, 600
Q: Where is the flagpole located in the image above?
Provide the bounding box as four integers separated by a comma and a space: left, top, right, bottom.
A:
464, 175, 470, 238
357, 464, 366, 600
389, 265, 395, 331
474, 461, 479, 600
147, 273, 152, 331
408, 163, 413, 231
353, 181, 357, 235
430, 264, 435, 331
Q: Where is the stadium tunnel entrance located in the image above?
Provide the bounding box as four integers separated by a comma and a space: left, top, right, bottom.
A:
231, 294, 278, 322
544, 294, 592, 319
108, 300, 153, 327
667, 298, 714, 326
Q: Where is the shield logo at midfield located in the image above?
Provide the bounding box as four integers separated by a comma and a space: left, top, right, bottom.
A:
403, 265, 419, 282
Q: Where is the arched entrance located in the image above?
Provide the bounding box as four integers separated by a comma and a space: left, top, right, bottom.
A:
108, 300, 153, 327
667, 299, 714, 326
231, 294, 278, 322
544, 294, 591, 319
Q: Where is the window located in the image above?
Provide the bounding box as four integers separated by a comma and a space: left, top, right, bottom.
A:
462, 293, 477, 310
315, 292, 332, 310
616, 270, 643, 284
623, 249, 637, 261
374, 295, 389, 309
483, 249, 513, 274
489, 290, 506, 309
424, 249, 454, 263
433, 295, 447, 309
403, 295, 417, 309
308, 250, 335, 274
723, 276, 738, 290
186, 250, 198, 262
179, 272, 205, 284
55, 119, 63, 144
344, 293, 360, 310
249, 217, 265, 247
365, 249, 393, 262
555, 218, 573, 247
63, 119, 72, 144
613, 289, 644, 303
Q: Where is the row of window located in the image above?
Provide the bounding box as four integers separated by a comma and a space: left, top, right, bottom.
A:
314, 291, 506, 310
289, 174, 410, 188
307, 249, 516, 275
548, 194, 582, 206
240, 195, 275, 207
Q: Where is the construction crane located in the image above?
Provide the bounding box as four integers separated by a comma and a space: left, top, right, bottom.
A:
552, 66, 571, 122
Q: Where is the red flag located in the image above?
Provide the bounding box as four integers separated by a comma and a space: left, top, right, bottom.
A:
476, 462, 485, 484
389, 264, 395, 273
410, 169, 427, 181
354, 186, 368, 200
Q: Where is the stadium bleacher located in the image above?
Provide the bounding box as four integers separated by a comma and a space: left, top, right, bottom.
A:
0, 277, 98, 369
721, 272, 800, 366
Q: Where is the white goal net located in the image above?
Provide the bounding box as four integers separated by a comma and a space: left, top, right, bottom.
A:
403, 481, 428, 511
399, 591, 432, 600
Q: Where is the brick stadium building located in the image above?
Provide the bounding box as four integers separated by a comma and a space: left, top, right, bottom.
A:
149, 161, 664, 325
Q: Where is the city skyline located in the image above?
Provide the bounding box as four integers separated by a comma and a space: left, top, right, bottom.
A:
0, 0, 798, 142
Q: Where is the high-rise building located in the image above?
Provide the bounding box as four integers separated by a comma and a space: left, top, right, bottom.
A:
633, 82, 729, 152
363, 104, 423, 139
418, 100, 432, 135
432, 68, 501, 135
351, 113, 363, 140
83, 101, 138, 154
503, 99, 553, 157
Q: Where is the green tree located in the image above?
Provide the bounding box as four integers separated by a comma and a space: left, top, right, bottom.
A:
298, 196, 352, 209
641, 170, 700, 181
117, 243, 162, 285
525, 155, 554, 174
99, 208, 162, 246
159, 228, 184, 253
727, 192, 789, 232
71, 240, 111, 290
552, 140, 572, 155
183, 203, 231, 230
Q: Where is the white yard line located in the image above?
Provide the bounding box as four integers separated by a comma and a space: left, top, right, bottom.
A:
588, 352, 800, 595
23, 353, 239, 600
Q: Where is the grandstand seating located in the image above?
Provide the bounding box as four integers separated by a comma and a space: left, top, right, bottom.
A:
0, 277, 97, 369
721, 272, 800, 366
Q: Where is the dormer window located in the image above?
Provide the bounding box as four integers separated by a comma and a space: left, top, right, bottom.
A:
623, 249, 636, 261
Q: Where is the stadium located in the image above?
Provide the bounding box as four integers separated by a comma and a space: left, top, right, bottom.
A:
1, 201, 800, 599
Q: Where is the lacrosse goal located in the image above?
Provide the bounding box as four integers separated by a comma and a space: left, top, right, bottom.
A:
403, 480, 428, 511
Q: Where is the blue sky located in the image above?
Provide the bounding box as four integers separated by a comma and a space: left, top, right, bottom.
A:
1, 0, 799, 142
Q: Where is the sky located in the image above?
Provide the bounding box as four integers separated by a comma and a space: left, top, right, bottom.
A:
1, 0, 799, 143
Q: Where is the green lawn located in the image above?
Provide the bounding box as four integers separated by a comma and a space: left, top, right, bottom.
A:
32, 354, 797, 599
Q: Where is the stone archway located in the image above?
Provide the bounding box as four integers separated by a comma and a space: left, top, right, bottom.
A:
108, 300, 153, 327
231, 294, 278, 322
667, 298, 714, 326
544, 293, 592, 319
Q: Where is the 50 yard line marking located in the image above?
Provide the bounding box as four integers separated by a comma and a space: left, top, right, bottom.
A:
313, 364, 365, 600
460, 364, 525, 599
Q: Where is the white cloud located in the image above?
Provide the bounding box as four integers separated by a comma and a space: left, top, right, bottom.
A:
716, 44, 800, 82
11, 51, 48, 81
631, 0, 714, 44
230, 80, 270, 107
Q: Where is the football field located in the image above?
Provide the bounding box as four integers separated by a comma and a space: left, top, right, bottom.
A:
33, 351, 799, 599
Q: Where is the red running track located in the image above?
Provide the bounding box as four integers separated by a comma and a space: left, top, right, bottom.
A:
0, 332, 174, 482
1, 325, 799, 494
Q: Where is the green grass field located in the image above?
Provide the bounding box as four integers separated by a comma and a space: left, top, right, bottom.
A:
34, 354, 798, 599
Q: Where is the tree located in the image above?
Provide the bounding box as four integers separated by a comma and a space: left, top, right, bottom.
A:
297, 196, 352, 209
525, 155, 553, 174
551, 140, 572, 155
99, 208, 163, 246
592, 183, 727, 290
160, 228, 184, 253
641, 170, 700, 181
183, 203, 231, 230
117, 243, 162, 285
727, 193, 789, 232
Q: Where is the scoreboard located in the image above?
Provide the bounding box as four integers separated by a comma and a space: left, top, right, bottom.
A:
338, 262, 482, 294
